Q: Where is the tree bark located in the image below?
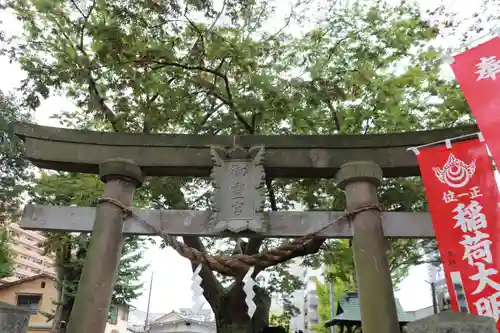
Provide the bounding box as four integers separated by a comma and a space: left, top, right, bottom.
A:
50, 242, 72, 333
50, 303, 72, 333
215, 283, 270, 333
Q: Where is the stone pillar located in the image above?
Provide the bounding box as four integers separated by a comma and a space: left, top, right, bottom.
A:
0, 302, 30, 333
336, 161, 400, 333
66, 159, 143, 333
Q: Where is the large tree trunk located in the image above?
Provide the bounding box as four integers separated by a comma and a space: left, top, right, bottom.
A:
50, 242, 73, 333
215, 283, 271, 333
50, 303, 72, 333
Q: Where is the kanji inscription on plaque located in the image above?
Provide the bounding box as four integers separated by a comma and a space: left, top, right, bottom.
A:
209, 145, 266, 233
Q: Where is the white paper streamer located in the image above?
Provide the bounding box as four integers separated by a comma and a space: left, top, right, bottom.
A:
242, 266, 257, 318
191, 264, 205, 311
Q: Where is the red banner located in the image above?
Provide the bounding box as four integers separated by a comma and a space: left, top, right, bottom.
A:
416, 138, 500, 324
450, 37, 500, 165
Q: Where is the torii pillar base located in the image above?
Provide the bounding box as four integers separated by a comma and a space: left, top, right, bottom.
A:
66, 159, 144, 333
336, 161, 400, 333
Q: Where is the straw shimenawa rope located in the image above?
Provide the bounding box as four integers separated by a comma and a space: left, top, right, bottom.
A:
98, 197, 381, 277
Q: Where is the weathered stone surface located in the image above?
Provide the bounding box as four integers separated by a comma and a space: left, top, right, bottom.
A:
337, 161, 400, 333
210, 146, 266, 233
99, 158, 144, 187
14, 122, 479, 178
336, 161, 383, 188
20, 204, 436, 238
0, 302, 30, 333
407, 312, 497, 333
66, 163, 141, 333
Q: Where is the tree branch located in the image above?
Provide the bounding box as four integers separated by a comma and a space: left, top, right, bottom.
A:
196, 102, 225, 131
86, 75, 121, 132
325, 100, 341, 131
207, 0, 226, 32
142, 77, 174, 133
69, 0, 96, 52
134, 58, 253, 133
58, 3, 120, 132
245, 178, 278, 255
168, 191, 224, 310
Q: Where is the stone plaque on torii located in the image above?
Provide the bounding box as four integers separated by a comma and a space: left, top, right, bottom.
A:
209, 145, 266, 233
13, 122, 480, 333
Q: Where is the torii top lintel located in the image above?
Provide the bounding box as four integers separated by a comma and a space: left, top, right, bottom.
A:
14, 122, 478, 178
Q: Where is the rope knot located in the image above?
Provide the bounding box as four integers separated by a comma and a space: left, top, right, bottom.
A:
345, 203, 383, 221
97, 197, 133, 219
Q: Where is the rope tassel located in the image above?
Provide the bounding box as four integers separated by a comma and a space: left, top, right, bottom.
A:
243, 266, 257, 318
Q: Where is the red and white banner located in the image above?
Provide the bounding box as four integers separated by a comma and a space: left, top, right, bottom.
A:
416, 138, 500, 324
450, 36, 500, 165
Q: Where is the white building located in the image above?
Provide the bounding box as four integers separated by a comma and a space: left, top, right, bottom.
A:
105, 304, 130, 333
407, 269, 451, 321
129, 308, 215, 333
148, 309, 215, 333
269, 260, 321, 333
303, 274, 320, 333
2, 223, 56, 283
128, 309, 165, 332
427, 261, 445, 284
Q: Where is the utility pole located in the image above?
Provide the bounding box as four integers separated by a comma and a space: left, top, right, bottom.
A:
431, 282, 438, 314
144, 272, 154, 331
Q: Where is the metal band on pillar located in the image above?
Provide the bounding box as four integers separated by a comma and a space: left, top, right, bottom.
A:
66, 158, 144, 333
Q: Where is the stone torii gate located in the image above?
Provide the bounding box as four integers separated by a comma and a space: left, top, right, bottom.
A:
14, 122, 478, 333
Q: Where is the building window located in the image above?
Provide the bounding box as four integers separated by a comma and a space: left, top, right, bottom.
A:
18, 264, 29, 271
17, 294, 42, 314
41, 282, 46, 289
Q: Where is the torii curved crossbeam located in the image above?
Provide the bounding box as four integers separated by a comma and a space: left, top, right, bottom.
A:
14, 122, 478, 178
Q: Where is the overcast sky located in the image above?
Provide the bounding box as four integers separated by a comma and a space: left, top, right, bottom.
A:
0, 0, 497, 319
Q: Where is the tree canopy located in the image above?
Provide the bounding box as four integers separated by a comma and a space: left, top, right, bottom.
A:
3, 0, 497, 331
0, 229, 14, 278
0, 92, 32, 279
312, 269, 355, 333
0, 91, 32, 214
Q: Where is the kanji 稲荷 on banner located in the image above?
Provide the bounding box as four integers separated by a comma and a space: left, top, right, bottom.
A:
450, 36, 500, 165
416, 138, 500, 324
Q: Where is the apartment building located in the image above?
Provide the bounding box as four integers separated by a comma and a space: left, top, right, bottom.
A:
302, 275, 320, 333
268, 260, 321, 333
2, 223, 56, 283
